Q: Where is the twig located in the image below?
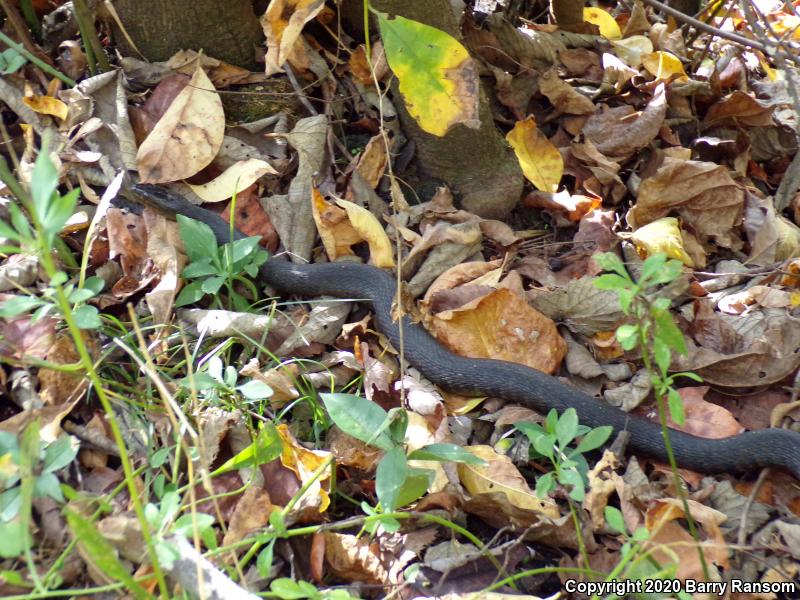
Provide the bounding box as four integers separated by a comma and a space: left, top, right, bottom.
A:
641, 0, 800, 64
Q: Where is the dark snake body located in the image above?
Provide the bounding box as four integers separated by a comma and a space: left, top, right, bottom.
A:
132, 184, 800, 479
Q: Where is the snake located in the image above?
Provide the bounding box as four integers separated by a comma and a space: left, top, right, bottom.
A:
131, 183, 800, 479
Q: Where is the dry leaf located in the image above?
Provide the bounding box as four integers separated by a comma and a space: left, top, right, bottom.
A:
538, 68, 595, 115
276, 424, 332, 518
629, 217, 695, 267
641, 51, 688, 81
336, 199, 395, 268
428, 288, 566, 375
506, 116, 564, 192
187, 159, 277, 202
262, 0, 326, 76
23, 95, 68, 120
311, 187, 362, 261
458, 445, 559, 518
136, 66, 224, 183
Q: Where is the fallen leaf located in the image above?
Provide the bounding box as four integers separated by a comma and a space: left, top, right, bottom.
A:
458, 445, 559, 518
584, 7, 621, 39
187, 159, 277, 202
506, 116, 564, 192
276, 424, 332, 519
311, 188, 362, 261
628, 157, 744, 249
666, 386, 744, 438
336, 199, 395, 268
642, 51, 688, 81
629, 217, 695, 267
323, 532, 389, 585
539, 68, 595, 115
136, 66, 225, 183
262, 0, 326, 76
428, 288, 566, 375
23, 95, 68, 120
703, 90, 774, 128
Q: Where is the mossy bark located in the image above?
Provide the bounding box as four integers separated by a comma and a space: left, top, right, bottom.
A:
111, 0, 263, 68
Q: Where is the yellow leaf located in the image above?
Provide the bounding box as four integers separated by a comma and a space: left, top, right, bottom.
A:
187, 159, 278, 202
506, 116, 563, 192
136, 65, 224, 184
23, 95, 68, 120
457, 445, 559, 517
311, 187, 362, 260
277, 424, 332, 514
610, 35, 653, 66
261, 0, 326, 76
642, 51, 688, 82
630, 217, 695, 267
335, 199, 395, 268
584, 7, 622, 39
378, 14, 480, 136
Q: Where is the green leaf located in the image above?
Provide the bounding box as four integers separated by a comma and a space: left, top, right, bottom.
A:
535, 471, 554, 498
676, 371, 703, 383
43, 435, 78, 473
30, 147, 59, 223
9, 203, 32, 241
175, 280, 206, 307
42, 188, 79, 243
271, 577, 311, 599
387, 408, 408, 446
667, 388, 685, 425
0, 296, 43, 318
638, 253, 667, 286
237, 379, 273, 400
615, 323, 639, 351
0, 518, 29, 558
604, 506, 626, 534
72, 304, 102, 329
377, 14, 479, 137
201, 275, 225, 295
257, 539, 276, 578
649, 258, 683, 286
408, 443, 485, 465
375, 446, 408, 512
320, 393, 394, 450
228, 237, 261, 264
394, 467, 431, 508
214, 422, 282, 474
555, 408, 579, 448
558, 468, 585, 501
0, 487, 22, 521
0, 218, 21, 241
593, 252, 629, 278
653, 337, 671, 375
172, 513, 215, 537
545, 408, 558, 433
177, 215, 219, 263
182, 260, 218, 279
574, 426, 612, 454
532, 432, 555, 460
65, 509, 150, 599
593, 273, 628, 291
654, 309, 686, 355
0, 48, 26, 74
34, 472, 64, 502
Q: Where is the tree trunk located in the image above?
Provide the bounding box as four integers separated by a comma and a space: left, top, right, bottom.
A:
367, 0, 524, 219
111, 0, 263, 68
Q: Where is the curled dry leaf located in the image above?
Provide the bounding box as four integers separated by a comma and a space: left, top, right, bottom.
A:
335, 199, 395, 268
136, 66, 224, 183
582, 84, 667, 158
23, 95, 68, 120
262, 0, 326, 76
276, 424, 332, 518
666, 386, 744, 439
629, 217, 695, 267
538, 68, 596, 115
506, 116, 564, 192
458, 445, 559, 518
323, 532, 390, 585
628, 157, 744, 249
187, 159, 277, 202
428, 288, 566, 375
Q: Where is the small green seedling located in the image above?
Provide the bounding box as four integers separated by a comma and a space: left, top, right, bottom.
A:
516, 408, 612, 502
175, 215, 268, 311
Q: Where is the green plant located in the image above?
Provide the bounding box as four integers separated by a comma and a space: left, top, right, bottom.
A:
178, 353, 274, 406
175, 214, 268, 311
515, 408, 612, 502
0, 148, 104, 329
321, 393, 484, 529
270, 577, 359, 600
0, 47, 27, 74
593, 252, 701, 424
0, 425, 78, 557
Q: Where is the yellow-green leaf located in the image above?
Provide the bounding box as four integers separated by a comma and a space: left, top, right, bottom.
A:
584, 7, 622, 39
335, 198, 395, 268
378, 14, 479, 136
506, 116, 563, 192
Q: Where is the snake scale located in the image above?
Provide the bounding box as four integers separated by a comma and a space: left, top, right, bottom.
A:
131, 183, 800, 479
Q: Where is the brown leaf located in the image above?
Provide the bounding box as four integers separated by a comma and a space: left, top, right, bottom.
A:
582, 84, 667, 158
703, 90, 774, 128
428, 288, 566, 375
262, 0, 326, 76
323, 532, 389, 585
222, 487, 274, 546
667, 386, 743, 438
538, 68, 595, 115
628, 157, 745, 249
136, 66, 225, 183
0, 316, 56, 361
